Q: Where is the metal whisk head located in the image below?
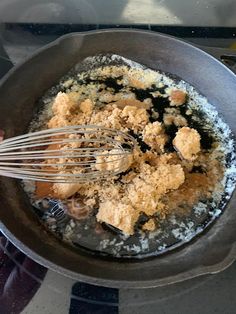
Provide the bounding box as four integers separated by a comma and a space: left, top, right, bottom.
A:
0, 125, 136, 183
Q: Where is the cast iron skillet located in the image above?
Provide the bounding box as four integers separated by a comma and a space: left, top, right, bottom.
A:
0, 29, 236, 288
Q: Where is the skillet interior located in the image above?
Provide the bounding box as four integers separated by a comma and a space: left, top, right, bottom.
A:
0, 29, 236, 288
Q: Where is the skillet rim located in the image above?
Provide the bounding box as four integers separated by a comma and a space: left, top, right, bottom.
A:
0, 28, 236, 288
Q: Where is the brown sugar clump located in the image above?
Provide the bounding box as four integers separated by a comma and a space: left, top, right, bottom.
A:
96, 201, 139, 235
142, 122, 168, 152
173, 127, 201, 161
52, 92, 78, 116
142, 219, 156, 231
121, 105, 149, 131
154, 163, 185, 192
169, 89, 187, 106
96, 161, 184, 235
95, 149, 133, 172
52, 182, 81, 199
79, 99, 94, 114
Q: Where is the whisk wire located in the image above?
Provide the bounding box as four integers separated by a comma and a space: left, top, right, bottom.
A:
0, 125, 136, 183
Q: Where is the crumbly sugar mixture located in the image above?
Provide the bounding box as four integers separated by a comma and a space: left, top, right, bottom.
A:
24, 54, 236, 258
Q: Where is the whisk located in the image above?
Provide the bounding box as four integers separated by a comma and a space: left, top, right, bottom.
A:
0, 125, 136, 183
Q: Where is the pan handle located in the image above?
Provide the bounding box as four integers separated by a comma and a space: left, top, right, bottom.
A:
195, 45, 236, 75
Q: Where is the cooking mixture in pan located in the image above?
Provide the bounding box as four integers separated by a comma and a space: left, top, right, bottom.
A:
23, 54, 236, 258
